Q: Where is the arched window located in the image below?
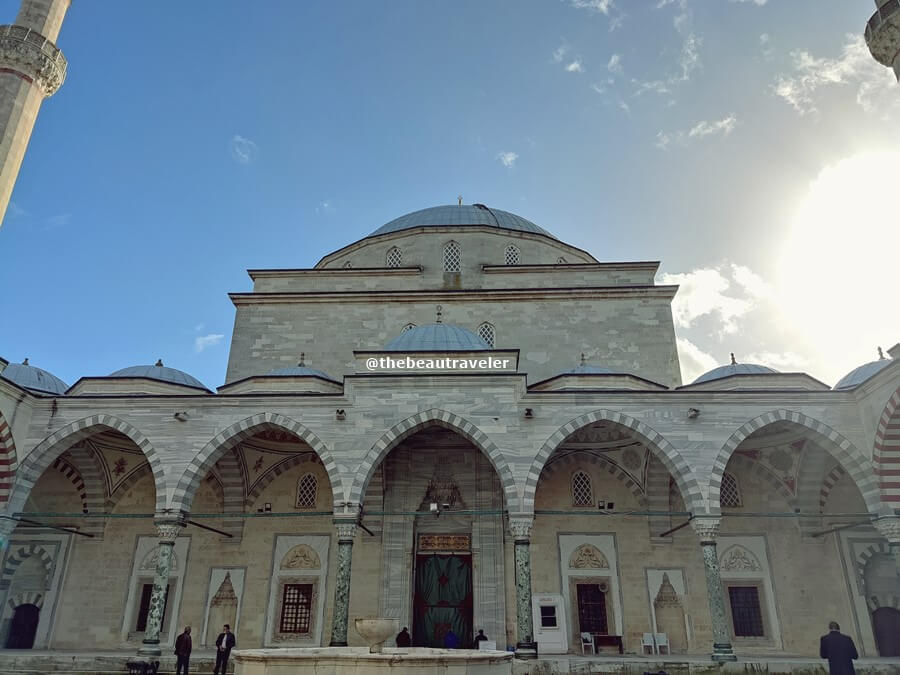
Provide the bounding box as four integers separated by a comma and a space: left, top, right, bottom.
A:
505, 245, 520, 266
720, 472, 742, 508
477, 322, 495, 348
342, 260, 353, 269
572, 471, 593, 506
401, 323, 416, 333
386, 247, 403, 268
296, 473, 318, 509
443, 241, 461, 272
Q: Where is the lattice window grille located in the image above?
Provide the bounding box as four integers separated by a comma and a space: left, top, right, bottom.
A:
572, 471, 594, 506
280, 583, 313, 633
386, 247, 403, 268
720, 472, 742, 508
443, 241, 461, 272
728, 586, 764, 637
402, 323, 416, 333
505, 245, 520, 266
296, 473, 318, 509
477, 322, 495, 348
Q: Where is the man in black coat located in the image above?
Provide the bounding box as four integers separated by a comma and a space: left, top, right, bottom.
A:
213, 624, 236, 675
820, 621, 858, 675
174, 626, 191, 675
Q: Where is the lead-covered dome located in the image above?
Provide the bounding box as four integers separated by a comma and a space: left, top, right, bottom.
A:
267, 364, 339, 383
385, 324, 490, 351
1, 359, 68, 394
368, 204, 556, 239
834, 352, 893, 390
109, 360, 207, 390
692, 360, 778, 385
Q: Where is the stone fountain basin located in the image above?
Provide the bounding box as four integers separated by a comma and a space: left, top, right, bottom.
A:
234, 647, 513, 675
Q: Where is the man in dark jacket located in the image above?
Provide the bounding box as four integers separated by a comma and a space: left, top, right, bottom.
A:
174, 626, 191, 675
213, 624, 236, 675
820, 621, 858, 675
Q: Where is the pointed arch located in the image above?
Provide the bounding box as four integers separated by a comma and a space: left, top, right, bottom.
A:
0, 543, 53, 591
245, 452, 320, 505
537, 451, 646, 505
0, 410, 18, 505
347, 409, 518, 509
524, 410, 702, 514
173, 413, 339, 513
5, 415, 164, 516
874, 386, 900, 510
709, 410, 884, 516
724, 453, 795, 509
109, 462, 154, 507
820, 465, 848, 512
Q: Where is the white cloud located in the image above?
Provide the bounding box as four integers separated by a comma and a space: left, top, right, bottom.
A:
678, 32, 702, 81
194, 333, 224, 353
741, 351, 809, 372
773, 34, 899, 117
496, 151, 519, 168
565, 59, 584, 73
618, 100, 631, 114
730, 0, 768, 5
552, 44, 569, 63
656, 114, 738, 149
315, 200, 335, 214
607, 53, 623, 74
759, 33, 775, 60
675, 337, 719, 384
569, 0, 613, 13
229, 134, 259, 164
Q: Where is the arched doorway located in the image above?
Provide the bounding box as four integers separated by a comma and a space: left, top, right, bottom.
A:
873, 607, 900, 657
5, 604, 40, 648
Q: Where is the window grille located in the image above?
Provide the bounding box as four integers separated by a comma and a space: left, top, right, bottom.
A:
296, 473, 318, 509
402, 323, 416, 333
720, 472, 742, 508
477, 322, 495, 348
386, 247, 403, 268
728, 586, 764, 637
572, 471, 593, 506
557, 256, 567, 264
443, 241, 461, 272
280, 583, 313, 633
505, 245, 520, 265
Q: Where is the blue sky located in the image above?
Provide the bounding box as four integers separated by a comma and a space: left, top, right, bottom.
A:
2, 0, 898, 389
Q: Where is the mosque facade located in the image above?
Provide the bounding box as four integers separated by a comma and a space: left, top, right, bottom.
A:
1, 204, 900, 663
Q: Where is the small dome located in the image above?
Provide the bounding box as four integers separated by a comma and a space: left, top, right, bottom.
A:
267, 359, 339, 383
385, 324, 490, 351
109, 360, 207, 390
368, 204, 556, 239
834, 355, 893, 390
566, 356, 620, 376
693, 359, 778, 385
1, 359, 68, 394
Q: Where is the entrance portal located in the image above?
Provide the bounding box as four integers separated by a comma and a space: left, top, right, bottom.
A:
5, 603, 40, 649
576, 583, 608, 635
413, 553, 473, 648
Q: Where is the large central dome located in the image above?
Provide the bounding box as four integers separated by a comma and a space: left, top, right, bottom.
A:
368, 204, 556, 239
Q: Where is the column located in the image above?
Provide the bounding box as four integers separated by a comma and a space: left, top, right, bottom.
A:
874, 517, 900, 573
138, 518, 184, 657
509, 515, 536, 657
690, 517, 736, 662
329, 519, 357, 646
0, 516, 17, 553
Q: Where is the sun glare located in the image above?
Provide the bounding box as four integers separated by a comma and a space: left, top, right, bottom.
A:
777, 151, 900, 381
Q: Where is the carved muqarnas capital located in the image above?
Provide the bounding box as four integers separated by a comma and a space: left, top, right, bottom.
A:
508, 517, 534, 541
154, 521, 184, 543
690, 517, 721, 543
0, 25, 67, 97
333, 520, 357, 541
875, 517, 900, 544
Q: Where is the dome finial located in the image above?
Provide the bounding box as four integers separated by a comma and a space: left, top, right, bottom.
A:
878, 346, 885, 360
580, 352, 586, 365
458, 195, 462, 206
436, 305, 443, 324
22, 357, 28, 365
730, 353, 736, 365
155, 359, 164, 367
299, 352, 306, 367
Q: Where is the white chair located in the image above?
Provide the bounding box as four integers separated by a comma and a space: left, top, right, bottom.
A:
580, 632, 595, 655
654, 632, 670, 655
641, 632, 656, 655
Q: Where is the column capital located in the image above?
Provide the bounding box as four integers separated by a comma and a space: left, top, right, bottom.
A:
333, 520, 357, 542
874, 517, 900, 543
691, 517, 721, 543
508, 515, 534, 541
153, 518, 185, 544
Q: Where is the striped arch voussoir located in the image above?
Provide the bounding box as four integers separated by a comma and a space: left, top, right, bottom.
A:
173, 413, 338, 515
7, 415, 164, 516
710, 410, 883, 517
540, 451, 646, 505
0, 543, 53, 591
349, 409, 519, 510
874, 387, 900, 511
819, 465, 848, 512
855, 542, 890, 580
726, 453, 796, 509
246, 452, 318, 505
7, 591, 44, 611
0, 411, 18, 506
524, 410, 701, 514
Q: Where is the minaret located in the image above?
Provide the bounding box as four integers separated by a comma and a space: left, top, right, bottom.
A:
0, 0, 69, 227
865, 0, 900, 81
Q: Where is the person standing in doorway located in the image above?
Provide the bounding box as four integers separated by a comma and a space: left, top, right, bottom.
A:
395, 627, 411, 647
213, 624, 236, 675
474, 629, 488, 645
174, 626, 191, 675
820, 621, 858, 675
